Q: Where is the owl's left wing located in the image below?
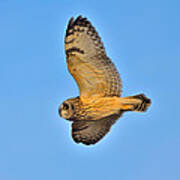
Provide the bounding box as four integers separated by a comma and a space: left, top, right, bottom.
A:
71, 114, 120, 145
65, 16, 122, 100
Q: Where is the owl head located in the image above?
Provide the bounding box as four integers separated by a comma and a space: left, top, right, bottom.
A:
59, 100, 75, 120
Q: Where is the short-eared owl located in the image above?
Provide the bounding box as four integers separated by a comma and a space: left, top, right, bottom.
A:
59, 16, 151, 145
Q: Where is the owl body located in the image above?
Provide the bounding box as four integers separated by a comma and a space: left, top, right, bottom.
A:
64, 96, 122, 121
59, 16, 151, 145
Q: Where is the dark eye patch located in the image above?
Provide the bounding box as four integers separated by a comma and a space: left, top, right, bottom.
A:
63, 103, 69, 110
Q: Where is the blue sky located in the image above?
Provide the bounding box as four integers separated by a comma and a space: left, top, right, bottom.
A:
1, 0, 180, 179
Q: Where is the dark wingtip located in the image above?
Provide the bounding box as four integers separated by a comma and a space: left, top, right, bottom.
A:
76, 15, 83, 21
66, 15, 87, 30
67, 17, 74, 29
74, 15, 88, 26
66, 15, 92, 38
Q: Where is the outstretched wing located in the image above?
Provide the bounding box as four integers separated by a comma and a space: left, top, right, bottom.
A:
71, 114, 120, 145
65, 16, 122, 99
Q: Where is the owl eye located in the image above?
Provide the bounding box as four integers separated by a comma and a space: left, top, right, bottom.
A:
63, 103, 69, 110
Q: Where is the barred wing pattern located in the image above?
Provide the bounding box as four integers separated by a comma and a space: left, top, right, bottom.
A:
65, 16, 122, 99
72, 114, 120, 145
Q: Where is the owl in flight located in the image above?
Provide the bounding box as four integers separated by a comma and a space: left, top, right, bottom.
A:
59, 15, 151, 145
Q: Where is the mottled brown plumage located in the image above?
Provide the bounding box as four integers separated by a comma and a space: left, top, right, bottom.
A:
59, 16, 151, 145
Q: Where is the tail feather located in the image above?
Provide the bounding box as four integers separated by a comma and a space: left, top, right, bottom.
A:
121, 94, 151, 112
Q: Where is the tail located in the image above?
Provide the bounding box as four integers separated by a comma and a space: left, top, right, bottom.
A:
120, 94, 151, 112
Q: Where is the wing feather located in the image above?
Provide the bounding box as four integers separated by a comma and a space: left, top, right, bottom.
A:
65, 16, 122, 99
72, 114, 120, 145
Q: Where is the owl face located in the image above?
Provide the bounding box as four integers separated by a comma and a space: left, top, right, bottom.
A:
59, 100, 75, 120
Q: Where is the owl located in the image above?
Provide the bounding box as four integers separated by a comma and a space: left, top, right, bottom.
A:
59, 16, 151, 145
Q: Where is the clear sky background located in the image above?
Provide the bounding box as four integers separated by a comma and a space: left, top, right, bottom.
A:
1, 0, 180, 180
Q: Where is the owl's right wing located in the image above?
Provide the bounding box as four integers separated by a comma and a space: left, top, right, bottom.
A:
65, 16, 122, 100
71, 114, 120, 145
